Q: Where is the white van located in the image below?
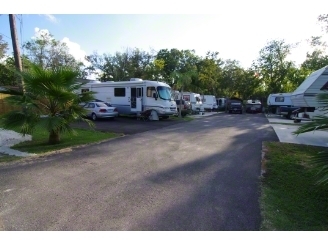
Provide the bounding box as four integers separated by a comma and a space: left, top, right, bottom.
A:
202, 95, 217, 111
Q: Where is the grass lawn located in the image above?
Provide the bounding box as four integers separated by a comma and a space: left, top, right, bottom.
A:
0, 125, 121, 163
260, 141, 328, 230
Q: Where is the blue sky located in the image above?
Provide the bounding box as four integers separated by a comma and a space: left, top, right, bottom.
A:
1, 0, 327, 70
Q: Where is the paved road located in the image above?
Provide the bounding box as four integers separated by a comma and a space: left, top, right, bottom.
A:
0, 113, 278, 230
72, 115, 185, 135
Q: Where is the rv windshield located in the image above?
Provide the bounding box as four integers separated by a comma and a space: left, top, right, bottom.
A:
157, 86, 172, 100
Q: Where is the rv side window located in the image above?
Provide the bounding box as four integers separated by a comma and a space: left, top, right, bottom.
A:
275, 97, 284, 102
114, 88, 125, 97
147, 87, 156, 97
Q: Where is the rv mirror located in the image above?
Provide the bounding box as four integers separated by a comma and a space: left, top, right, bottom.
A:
153, 92, 158, 100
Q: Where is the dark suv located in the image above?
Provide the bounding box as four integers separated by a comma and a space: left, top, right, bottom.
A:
175, 99, 192, 116
227, 101, 243, 114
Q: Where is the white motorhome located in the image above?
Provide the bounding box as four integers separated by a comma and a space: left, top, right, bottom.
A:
202, 95, 218, 111
174, 92, 204, 113
291, 65, 328, 121
81, 78, 177, 119
267, 93, 293, 114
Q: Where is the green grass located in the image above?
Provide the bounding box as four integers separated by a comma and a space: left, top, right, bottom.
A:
170, 115, 194, 121
260, 142, 328, 230
0, 155, 23, 164
0, 116, 121, 164
10, 128, 120, 154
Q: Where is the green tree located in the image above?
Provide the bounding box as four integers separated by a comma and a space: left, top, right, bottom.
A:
86, 48, 155, 81
23, 31, 86, 78
318, 14, 328, 33
1, 64, 95, 144
0, 55, 33, 86
171, 69, 197, 117
253, 39, 295, 94
293, 92, 328, 186
0, 34, 8, 59
194, 51, 221, 95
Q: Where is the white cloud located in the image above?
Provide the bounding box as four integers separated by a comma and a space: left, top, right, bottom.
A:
32, 28, 97, 79
40, 14, 59, 24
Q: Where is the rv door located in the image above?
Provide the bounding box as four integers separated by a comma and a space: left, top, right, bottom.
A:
131, 87, 143, 112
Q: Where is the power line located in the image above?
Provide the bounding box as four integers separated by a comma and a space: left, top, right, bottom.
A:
0, 32, 11, 41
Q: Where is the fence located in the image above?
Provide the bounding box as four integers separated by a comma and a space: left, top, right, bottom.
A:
0, 93, 19, 115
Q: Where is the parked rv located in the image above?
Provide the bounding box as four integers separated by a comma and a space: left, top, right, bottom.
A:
267, 93, 293, 114
174, 91, 205, 114
202, 95, 218, 111
291, 65, 328, 122
81, 78, 177, 120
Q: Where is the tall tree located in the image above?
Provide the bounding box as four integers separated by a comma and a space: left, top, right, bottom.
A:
197, 51, 223, 95
1, 64, 95, 144
0, 34, 8, 59
23, 30, 86, 78
253, 39, 294, 94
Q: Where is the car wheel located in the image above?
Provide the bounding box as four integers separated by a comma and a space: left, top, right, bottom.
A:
91, 113, 97, 121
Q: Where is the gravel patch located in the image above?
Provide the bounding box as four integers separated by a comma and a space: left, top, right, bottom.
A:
0, 128, 36, 157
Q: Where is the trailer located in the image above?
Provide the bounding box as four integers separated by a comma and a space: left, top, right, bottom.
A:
81, 78, 177, 120
291, 65, 328, 122
201, 95, 218, 111
267, 93, 293, 114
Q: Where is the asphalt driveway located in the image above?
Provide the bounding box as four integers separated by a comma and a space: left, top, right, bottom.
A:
72, 115, 185, 135
0, 113, 278, 230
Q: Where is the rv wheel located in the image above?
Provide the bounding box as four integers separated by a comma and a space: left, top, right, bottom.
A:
91, 113, 97, 121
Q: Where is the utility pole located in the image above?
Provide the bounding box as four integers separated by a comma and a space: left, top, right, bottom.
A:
9, 14, 24, 91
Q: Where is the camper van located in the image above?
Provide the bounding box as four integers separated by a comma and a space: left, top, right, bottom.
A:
81, 78, 177, 119
291, 65, 328, 122
173, 91, 205, 114
267, 93, 293, 114
202, 95, 218, 111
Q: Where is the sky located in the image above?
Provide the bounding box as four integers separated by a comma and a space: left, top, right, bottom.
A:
1, 0, 328, 73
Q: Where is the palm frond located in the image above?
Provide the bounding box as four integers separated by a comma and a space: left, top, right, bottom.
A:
310, 150, 328, 186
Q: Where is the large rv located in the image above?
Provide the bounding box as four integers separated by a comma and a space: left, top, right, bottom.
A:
81, 78, 177, 119
291, 65, 328, 122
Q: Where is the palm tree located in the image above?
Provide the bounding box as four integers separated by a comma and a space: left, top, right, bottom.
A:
293, 92, 328, 185
1, 64, 95, 144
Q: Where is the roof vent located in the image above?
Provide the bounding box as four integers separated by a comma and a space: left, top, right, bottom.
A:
130, 78, 143, 81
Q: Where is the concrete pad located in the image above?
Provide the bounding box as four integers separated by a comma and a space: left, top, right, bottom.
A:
266, 116, 328, 147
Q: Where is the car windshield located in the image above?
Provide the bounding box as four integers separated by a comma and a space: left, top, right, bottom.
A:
157, 86, 173, 100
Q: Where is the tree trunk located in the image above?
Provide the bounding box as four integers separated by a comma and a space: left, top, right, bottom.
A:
9, 14, 25, 91
48, 130, 60, 144
179, 89, 183, 118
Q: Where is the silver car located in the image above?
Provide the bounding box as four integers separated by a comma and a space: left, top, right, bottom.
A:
83, 102, 118, 121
